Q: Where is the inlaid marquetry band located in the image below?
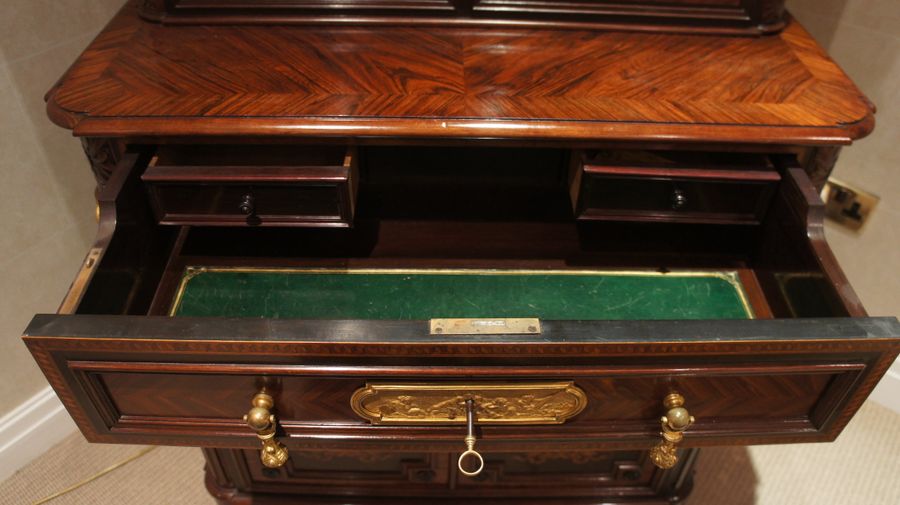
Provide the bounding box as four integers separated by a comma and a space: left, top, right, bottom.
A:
350, 382, 588, 425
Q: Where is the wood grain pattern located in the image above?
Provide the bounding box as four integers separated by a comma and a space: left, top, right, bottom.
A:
46, 1, 873, 144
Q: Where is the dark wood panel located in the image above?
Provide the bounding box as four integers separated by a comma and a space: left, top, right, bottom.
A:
570, 151, 780, 225
56, 149, 177, 316
247, 449, 655, 495
754, 158, 867, 318
93, 366, 838, 423
450, 450, 655, 494
250, 450, 453, 494
145, 178, 351, 227
203, 447, 695, 503
137, 0, 785, 36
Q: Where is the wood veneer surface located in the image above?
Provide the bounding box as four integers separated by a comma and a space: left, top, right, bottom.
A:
47, 1, 873, 144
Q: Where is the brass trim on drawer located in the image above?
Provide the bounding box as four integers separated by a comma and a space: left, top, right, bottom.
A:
429, 317, 542, 335
350, 382, 588, 425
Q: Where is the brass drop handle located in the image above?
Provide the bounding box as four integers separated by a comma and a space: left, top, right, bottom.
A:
243, 391, 289, 469
649, 392, 694, 469
457, 399, 485, 477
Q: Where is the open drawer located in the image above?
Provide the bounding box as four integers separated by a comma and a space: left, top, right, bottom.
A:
569, 150, 781, 225
142, 145, 358, 228
23, 146, 900, 470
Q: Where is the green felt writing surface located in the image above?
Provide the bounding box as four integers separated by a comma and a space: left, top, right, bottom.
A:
172, 269, 752, 320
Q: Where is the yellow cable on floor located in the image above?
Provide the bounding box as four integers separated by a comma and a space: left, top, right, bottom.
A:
31, 447, 157, 505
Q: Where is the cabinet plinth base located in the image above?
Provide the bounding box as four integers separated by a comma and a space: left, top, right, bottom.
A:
203, 448, 697, 505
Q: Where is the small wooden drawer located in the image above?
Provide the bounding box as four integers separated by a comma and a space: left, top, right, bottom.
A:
570, 150, 781, 225
143, 145, 357, 227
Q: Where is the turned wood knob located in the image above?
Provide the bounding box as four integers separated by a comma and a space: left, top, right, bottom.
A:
671, 189, 688, 210
239, 194, 255, 215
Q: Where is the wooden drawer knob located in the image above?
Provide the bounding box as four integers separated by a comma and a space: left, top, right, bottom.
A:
238, 194, 256, 216
671, 189, 688, 210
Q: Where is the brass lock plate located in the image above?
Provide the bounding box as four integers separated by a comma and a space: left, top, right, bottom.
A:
821, 178, 879, 231
351, 382, 587, 425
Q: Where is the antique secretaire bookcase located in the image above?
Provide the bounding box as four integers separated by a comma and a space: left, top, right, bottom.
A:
23, 1, 900, 503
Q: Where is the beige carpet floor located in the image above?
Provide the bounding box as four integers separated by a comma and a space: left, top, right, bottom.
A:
1, 401, 898, 504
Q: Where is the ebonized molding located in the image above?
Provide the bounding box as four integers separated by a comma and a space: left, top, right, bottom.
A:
137, 0, 787, 36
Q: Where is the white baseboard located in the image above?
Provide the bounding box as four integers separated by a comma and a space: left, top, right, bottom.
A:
0, 386, 77, 482
869, 362, 900, 415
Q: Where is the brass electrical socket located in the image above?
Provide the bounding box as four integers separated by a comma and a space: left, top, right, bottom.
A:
821, 178, 879, 231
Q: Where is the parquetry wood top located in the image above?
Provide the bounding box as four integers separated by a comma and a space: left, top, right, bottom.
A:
47, 0, 874, 144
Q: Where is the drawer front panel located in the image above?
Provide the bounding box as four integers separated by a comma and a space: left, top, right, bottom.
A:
25, 315, 900, 451
247, 450, 455, 494
569, 150, 781, 225
147, 182, 348, 226
448, 449, 658, 495
570, 151, 780, 225
472, 0, 752, 17
233, 448, 661, 497
92, 367, 835, 435
172, 0, 457, 13
577, 173, 777, 224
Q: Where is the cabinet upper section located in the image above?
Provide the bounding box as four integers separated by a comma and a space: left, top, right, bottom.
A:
138, 0, 787, 36
47, 0, 873, 144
